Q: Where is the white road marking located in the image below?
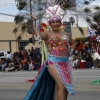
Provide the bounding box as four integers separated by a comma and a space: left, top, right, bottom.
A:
73, 70, 100, 72
0, 76, 100, 79
0, 71, 38, 74
75, 76, 100, 78
0, 77, 35, 78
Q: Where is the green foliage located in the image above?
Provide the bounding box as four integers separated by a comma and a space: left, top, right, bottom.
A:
75, 37, 89, 43
21, 24, 27, 32
69, 17, 75, 25
94, 6, 100, 10
86, 17, 91, 23
17, 35, 22, 40
55, 0, 75, 10
84, 8, 91, 13
17, 1, 27, 11
90, 23, 98, 30
14, 15, 24, 24
40, 41, 48, 64
76, 25, 84, 36
13, 28, 18, 33
84, 1, 90, 5
93, 14, 100, 23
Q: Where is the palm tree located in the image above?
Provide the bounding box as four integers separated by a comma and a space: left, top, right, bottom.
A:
69, 16, 75, 25
14, 0, 99, 39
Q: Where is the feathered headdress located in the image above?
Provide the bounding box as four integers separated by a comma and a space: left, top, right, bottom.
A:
43, 0, 66, 22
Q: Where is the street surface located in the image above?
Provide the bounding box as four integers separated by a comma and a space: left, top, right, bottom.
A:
0, 68, 100, 100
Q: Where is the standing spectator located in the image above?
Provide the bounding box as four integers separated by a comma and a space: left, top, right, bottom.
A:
74, 40, 83, 50
90, 42, 97, 51
13, 52, 19, 58
71, 50, 80, 69
27, 49, 31, 56
18, 50, 23, 59
22, 49, 28, 58
29, 48, 35, 59
34, 48, 42, 70
97, 42, 100, 55
90, 34, 96, 42
6, 51, 12, 61
92, 50, 100, 68
95, 28, 100, 35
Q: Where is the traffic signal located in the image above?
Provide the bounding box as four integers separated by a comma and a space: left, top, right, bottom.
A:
27, 29, 33, 34
29, 37, 36, 44
29, 38, 32, 43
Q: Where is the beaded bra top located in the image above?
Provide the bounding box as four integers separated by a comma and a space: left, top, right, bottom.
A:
47, 34, 69, 57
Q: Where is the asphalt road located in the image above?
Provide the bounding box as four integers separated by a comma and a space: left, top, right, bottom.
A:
0, 68, 100, 100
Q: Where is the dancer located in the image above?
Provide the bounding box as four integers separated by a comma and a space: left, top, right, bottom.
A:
24, 4, 76, 100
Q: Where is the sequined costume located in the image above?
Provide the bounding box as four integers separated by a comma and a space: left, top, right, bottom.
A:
23, 34, 75, 100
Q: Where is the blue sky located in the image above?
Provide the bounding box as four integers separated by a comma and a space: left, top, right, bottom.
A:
0, 0, 100, 26
0, 0, 19, 22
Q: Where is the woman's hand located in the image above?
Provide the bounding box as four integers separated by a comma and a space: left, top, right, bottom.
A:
29, 14, 37, 19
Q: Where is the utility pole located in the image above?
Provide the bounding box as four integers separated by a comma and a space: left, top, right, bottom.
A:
29, 0, 35, 45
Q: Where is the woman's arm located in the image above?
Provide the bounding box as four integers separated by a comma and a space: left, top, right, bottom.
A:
30, 14, 48, 41
30, 14, 37, 19
65, 32, 76, 49
40, 31, 48, 41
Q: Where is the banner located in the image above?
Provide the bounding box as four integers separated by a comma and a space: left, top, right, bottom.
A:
63, 21, 72, 36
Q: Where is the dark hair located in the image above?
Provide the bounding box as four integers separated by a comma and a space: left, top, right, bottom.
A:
49, 20, 61, 25
7, 51, 10, 54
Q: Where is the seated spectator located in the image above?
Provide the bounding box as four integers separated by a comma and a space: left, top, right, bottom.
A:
82, 50, 92, 68
82, 51, 92, 62
5, 58, 12, 67
0, 58, 7, 71
71, 50, 80, 69
13, 57, 20, 71
5, 57, 18, 71
21, 57, 29, 70
6, 51, 13, 61
92, 50, 100, 68
28, 61, 34, 71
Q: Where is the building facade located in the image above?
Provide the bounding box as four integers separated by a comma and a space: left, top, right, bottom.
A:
0, 22, 88, 53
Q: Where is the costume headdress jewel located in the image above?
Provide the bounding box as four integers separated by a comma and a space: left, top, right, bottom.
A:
43, 0, 65, 21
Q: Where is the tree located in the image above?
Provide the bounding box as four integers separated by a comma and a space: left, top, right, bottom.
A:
14, 0, 47, 41
14, 0, 99, 38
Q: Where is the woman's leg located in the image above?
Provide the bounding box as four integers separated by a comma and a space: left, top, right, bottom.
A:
47, 65, 68, 100
54, 83, 59, 100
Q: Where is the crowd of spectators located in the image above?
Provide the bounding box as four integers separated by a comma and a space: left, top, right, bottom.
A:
1, 25, 100, 71
71, 27, 100, 69
0, 47, 42, 72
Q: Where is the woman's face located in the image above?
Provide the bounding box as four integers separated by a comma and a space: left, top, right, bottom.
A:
50, 20, 61, 31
